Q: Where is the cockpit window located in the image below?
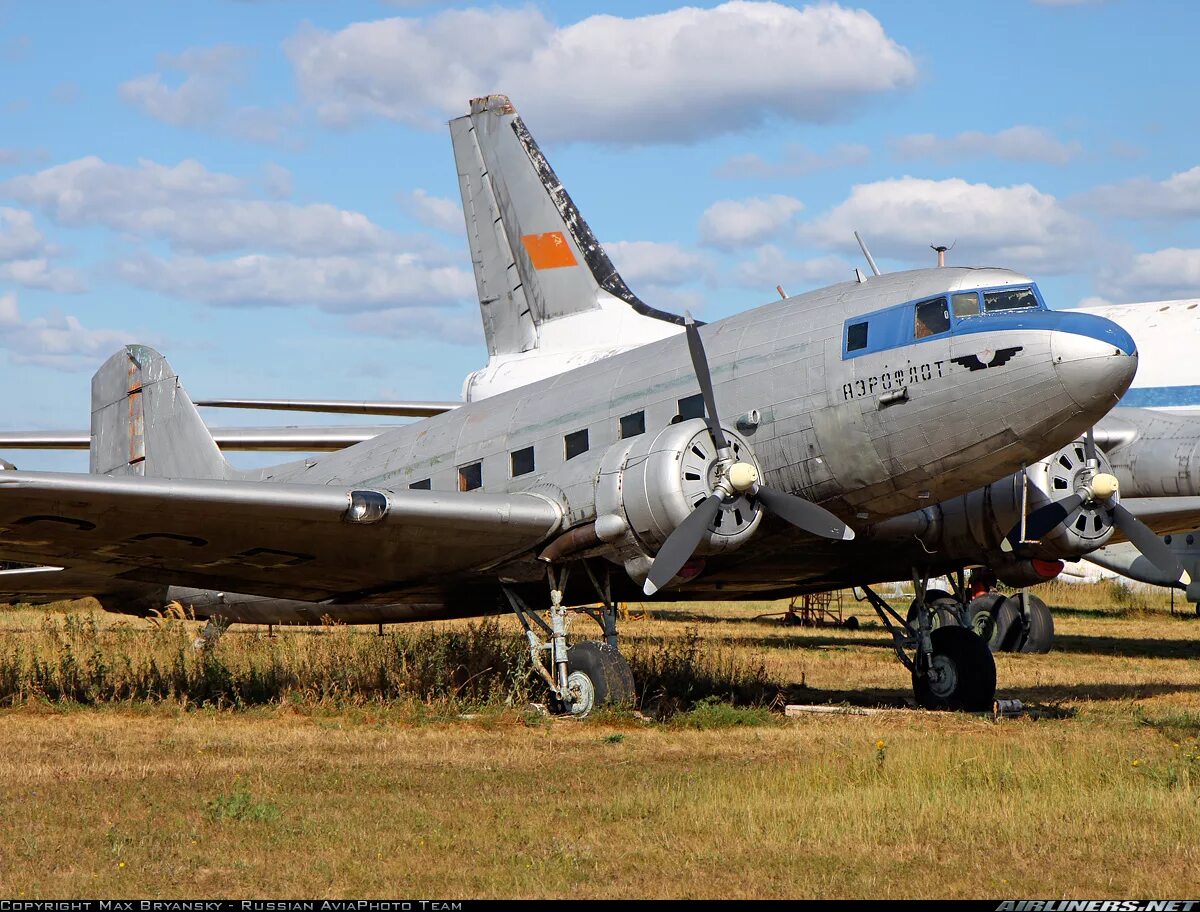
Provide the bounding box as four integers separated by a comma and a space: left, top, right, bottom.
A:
951, 292, 980, 318
984, 287, 1039, 312
914, 297, 950, 338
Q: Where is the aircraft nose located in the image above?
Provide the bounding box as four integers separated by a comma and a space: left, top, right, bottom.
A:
1051, 323, 1137, 415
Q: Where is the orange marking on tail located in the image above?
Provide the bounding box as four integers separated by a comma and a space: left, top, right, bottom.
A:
521, 232, 577, 270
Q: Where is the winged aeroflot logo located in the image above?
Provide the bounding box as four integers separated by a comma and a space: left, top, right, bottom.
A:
950, 346, 1023, 372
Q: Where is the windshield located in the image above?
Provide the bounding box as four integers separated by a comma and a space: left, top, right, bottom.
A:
984, 287, 1039, 312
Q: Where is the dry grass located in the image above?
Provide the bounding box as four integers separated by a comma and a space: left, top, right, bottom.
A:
0, 579, 1199, 898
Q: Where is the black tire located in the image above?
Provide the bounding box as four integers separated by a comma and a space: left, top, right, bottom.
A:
906, 592, 961, 631
1016, 594, 1054, 654
912, 626, 997, 712
965, 593, 1019, 653
562, 641, 635, 716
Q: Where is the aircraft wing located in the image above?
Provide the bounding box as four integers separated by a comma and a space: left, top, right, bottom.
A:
1117, 497, 1200, 536
0, 425, 396, 452
0, 472, 561, 602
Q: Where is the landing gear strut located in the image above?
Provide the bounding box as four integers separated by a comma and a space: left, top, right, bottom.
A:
857, 569, 996, 711
503, 562, 634, 717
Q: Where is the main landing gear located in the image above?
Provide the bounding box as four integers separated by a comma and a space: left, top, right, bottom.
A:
858, 569, 996, 711
502, 562, 635, 717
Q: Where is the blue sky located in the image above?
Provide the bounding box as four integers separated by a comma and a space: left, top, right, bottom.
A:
1, 0, 1198, 470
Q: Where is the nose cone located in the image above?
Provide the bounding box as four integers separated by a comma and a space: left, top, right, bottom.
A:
1051, 315, 1137, 416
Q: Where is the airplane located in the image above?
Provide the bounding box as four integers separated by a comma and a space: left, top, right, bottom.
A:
0, 95, 1144, 715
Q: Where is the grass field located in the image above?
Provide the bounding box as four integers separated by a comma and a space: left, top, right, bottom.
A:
1, 581, 1199, 898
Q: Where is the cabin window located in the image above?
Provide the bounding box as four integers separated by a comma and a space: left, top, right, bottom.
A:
951, 292, 981, 318
846, 321, 869, 352
564, 429, 589, 460
458, 462, 482, 492
409, 478, 431, 490
620, 411, 645, 439
677, 393, 705, 422
984, 287, 1039, 312
510, 446, 535, 477
914, 297, 950, 338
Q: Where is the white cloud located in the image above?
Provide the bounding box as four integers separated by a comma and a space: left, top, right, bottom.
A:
286, 2, 916, 143
119, 45, 295, 144
605, 240, 707, 287
5, 156, 470, 315
5, 157, 393, 255
732, 246, 853, 291
700, 195, 804, 250
716, 142, 870, 179
4, 156, 241, 222
1079, 165, 1200, 219
398, 189, 463, 234
116, 251, 475, 313
0, 292, 133, 370
802, 176, 1094, 274
1101, 248, 1200, 301
0, 207, 85, 292
262, 162, 293, 200
0, 257, 85, 293
891, 126, 1080, 165
0, 207, 45, 260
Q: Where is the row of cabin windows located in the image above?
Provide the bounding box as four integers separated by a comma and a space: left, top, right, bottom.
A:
846, 286, 1040, 353
409, 395, 711, 492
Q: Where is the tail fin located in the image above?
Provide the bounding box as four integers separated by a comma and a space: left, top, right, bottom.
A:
451, 94, 685, 360
90, 345, 229, 480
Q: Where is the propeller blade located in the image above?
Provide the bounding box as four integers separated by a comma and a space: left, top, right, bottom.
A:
1002, 492, 1085, 552
684, 313, 730, 455
1111, 503, 1190, 585
1083, 426, 1097, 464
755, 485, 855, 541
643, 494, 723, 596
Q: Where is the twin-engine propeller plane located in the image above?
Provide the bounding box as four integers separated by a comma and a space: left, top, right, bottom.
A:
0, 96, 1140, 713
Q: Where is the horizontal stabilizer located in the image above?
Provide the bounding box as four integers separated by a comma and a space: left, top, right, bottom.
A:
196, 398, 460, 417
0, 426, 396, 452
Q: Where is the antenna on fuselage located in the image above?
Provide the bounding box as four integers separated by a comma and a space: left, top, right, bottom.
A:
931, 240, 956, 267
854, 230, 881, 277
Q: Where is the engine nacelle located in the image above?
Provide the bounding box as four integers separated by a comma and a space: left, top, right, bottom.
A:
872, 436, 1116, 564
595, 418, 762, 579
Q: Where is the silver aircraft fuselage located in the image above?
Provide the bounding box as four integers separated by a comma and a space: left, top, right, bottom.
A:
131, 265, 1140, 624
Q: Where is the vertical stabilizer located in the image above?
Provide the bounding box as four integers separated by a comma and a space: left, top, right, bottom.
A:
451, 94, 684, 371
91, 345, 229, 480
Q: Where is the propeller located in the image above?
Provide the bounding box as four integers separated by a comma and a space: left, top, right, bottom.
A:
643, 315, 854, 596
1002, 428, 1189, 585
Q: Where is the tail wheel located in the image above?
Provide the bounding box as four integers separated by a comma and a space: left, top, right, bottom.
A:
562, 641, 635, 717
912, 626, 997, 712
965, 593, 1019, 652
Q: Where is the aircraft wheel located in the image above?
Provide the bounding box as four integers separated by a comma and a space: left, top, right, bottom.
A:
912, 626, 997, 712
965, 593, 1019, 652
1015, 594, 1055, 654
906, 592, 960, 630
561, 641, 635, 717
